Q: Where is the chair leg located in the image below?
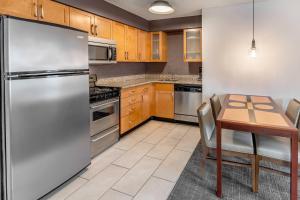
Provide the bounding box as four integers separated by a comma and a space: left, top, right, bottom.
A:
200, 147, 209, 177
252, 155, 260, 193
251, 155, 259, 193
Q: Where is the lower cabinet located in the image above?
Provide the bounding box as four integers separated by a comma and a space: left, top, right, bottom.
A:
154, 83, 174, 119
141, 84, 154, 120
120, 83, 174, 135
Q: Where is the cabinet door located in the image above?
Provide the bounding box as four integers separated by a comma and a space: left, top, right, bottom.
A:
0, 0, 38, 20
121, 115, 131, 134
160, 32, 168, 62
154, 84, 174, 119
112, 22, 126, 61
141, 85, 153, 120
138, 30, 150, 62
125, 26, 138, 62
38, 0, 69, 26
151, 32, 168, 62
94, 16, 112, 39
184, 28, 202, 62
151, 32, 160, 61
69, 8, 94, 35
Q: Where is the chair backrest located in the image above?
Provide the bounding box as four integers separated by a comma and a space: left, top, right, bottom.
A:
210, 94, 222, 122
285, 99, 300, 128
197, 102, 216, 147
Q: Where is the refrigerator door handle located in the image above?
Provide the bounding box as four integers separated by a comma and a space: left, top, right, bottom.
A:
5, 70, 89, 80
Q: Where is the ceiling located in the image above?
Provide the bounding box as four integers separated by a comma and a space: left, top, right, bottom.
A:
104, 0, 256, 20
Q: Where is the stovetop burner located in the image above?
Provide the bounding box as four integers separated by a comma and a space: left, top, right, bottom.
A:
90, 86, 120, 104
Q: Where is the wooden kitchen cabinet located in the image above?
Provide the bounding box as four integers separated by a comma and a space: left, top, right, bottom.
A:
138, 30, 151, 62
125, 26, 138, 61
141, 84, 154, 120
69, 7, 94, 35
113, 22, 139, 62
94, 16, 112, 39
183, 28, 202, 62
0, 0, 69, 26
154, 83, 174, 119
120, 84, 153, 134
38, 0, 69, 26
151, 31, 168, 62
112, 22, 126, 62
0, 0, 38, 20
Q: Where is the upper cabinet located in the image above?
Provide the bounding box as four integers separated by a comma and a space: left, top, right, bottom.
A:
151, 32, 168, 62
125, 26, 138, 62
112, 22, 138, 62
0, 0, 38, 20
0, 0, 69, 26
138, 30, 151, 62
69, 8, 94, 35
70, 10, 112, 38
38, 0, 69, 26
94, 16, 112, 39
0, 1, 173, 64
112, 22, 126, 62
183, 28, 202, 62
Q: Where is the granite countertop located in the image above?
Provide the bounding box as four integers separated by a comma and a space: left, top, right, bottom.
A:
95, 75, 202, 89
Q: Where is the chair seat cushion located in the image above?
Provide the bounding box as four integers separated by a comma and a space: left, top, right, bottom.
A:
208, 129, 254, 154
256, 135, 300, 162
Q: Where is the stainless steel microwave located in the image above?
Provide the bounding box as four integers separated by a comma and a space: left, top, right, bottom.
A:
88, 36, 117, 64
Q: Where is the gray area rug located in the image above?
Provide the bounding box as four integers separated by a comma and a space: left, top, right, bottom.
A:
168, 141, 296, 200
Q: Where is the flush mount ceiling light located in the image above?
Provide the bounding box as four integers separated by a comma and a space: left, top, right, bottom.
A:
149, 0, 175, 15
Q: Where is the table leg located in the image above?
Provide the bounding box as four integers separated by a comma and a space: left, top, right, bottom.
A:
216, 122, 222, 198
290, 134, 298, 200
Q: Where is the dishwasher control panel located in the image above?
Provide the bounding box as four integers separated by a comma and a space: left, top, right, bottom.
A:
174, 84, 202, 92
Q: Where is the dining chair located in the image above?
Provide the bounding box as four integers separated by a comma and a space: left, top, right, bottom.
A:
255, 99, 300, 190
210, 94, 222, 122
197, 102, 257, 192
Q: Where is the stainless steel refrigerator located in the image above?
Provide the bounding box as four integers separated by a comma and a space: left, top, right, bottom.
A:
0, 16, 91, 200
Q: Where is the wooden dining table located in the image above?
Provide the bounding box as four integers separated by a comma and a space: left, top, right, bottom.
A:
216, 94, 298, 200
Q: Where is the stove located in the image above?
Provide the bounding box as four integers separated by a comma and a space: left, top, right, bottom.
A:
89, 75, 120, 158
89, 86, 120, 104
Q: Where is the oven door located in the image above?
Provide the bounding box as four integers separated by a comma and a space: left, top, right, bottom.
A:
88, 42, 110, 64
90, 99, 119, 136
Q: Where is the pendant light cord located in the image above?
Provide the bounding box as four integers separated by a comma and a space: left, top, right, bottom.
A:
253, 0, 255, 40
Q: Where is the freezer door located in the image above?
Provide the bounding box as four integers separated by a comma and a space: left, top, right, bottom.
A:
4, 74, 90, 200
4, 17, 88, 73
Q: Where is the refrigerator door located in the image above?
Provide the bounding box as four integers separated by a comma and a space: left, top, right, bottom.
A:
4, 17, 88, 73
4, 74, 90, 200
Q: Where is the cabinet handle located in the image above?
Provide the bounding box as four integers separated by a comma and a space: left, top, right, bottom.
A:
33, 2, 38, 17
124, 52, 126, 60
94, 25, 98, 36
40, 4, 44, 19
91, 24, 94, 35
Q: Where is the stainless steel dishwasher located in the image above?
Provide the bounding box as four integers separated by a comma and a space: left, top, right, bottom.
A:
174, 84, 202, 123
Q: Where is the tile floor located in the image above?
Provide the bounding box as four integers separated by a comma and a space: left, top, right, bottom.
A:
44, 120, 200, 200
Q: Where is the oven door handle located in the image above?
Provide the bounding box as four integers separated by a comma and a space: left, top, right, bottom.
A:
90, 99, 119, 110
91, 127, 119, 142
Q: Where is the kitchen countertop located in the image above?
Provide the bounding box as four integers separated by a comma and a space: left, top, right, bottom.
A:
95, 75, 202, 89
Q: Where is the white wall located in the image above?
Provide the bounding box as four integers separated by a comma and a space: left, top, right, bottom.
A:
202, 0, 300, 108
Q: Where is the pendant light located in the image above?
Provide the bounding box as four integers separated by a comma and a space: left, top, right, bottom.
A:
249, 0, 257, 58
149, 0, 175, 15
